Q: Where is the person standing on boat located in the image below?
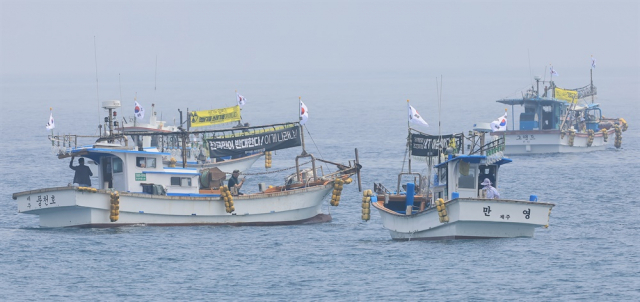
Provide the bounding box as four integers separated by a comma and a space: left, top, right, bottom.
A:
228, 169, 245, 195
481, 178, 500, 199
69, 156, 93, 187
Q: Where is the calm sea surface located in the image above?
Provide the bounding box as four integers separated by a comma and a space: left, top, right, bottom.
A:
1, 69, 639, 301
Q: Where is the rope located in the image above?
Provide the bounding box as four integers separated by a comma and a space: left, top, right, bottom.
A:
400, 144, 409, 173
226, 160, 313, 176
304, 126, 332, 173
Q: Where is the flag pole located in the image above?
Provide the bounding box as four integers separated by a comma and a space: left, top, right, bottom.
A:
134, 93, 137, 127
49, 107, 54, 146
236, 90, 241, 125
590, 56, 594, 104
299, 97, 307, 155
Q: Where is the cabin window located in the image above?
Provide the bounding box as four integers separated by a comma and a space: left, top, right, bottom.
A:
136, 157, 157, 168
438, 167, 447, 186
112, 157, 123, 173
171, 177, 192, 187
458, 162, 476, 189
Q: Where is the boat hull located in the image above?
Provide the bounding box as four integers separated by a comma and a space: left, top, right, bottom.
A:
373, 198, 553, 240
13, 184, 333, 228
500, 129, 614, 155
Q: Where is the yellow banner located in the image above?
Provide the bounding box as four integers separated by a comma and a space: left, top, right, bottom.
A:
555, 87, 579, 103
189, 105, 241, 127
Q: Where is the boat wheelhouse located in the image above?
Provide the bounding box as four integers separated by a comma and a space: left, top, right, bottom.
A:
495, 74, 627, 154
367, 127, 554, 240
13, 100, 361, 228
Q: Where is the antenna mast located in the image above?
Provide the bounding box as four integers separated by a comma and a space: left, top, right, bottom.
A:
94, 36, 100, 126
154, 55, 158, 102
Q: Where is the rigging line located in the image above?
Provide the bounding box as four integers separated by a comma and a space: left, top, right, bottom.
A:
229, 160, 313, 176
119, 73, 122, 105
94, 36, 100, 131
436, 76, 442, 139
528, 49, 533, 87
502, 85, 531, 100
304, 126, 331, 172
154, 55, 158, 102
400, 140, 409, 173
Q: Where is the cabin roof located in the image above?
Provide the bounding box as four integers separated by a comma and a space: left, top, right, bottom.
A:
496, 97, 564, 106
70, 147, 170, 163
434, 154, 512, 168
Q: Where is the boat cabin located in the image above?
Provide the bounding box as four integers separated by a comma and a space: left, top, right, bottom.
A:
497, 78, 602, 133
432, 154, 512, 201
74, 144, 200, 196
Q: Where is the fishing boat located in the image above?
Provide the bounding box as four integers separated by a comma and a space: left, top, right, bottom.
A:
121, 103, 263, 173
365, 123, 554, 240
494, 71, 628, 154
13, 100, 361, 228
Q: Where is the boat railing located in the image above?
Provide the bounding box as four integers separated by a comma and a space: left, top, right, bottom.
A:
49, 134, 101, 155
295, 153, 318, 183
469, 135, 505, 156
396, 172, 423, 195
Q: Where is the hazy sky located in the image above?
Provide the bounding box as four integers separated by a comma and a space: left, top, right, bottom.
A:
1, 0, 638, 79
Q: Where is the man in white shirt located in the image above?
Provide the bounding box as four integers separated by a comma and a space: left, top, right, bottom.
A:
481, 178, 500, 199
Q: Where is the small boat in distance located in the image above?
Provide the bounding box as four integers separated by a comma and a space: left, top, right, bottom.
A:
493, 70, 628, 154
366, 122, 554, 240
13, 100, 361, 228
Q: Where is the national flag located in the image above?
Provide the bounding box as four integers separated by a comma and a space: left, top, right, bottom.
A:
46, 112, 55, 130
300, 99, 309, 125
490, 110, 508, 131
134, 101, 145, 119
550, 65, 559, 77
407, 103, 429, 127
591, 56, 596, 69
236, 92, 246, 108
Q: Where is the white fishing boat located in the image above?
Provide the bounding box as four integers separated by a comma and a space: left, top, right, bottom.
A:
365, 124, 554, 240
14, 100, 361, 228
121, 103, 263, 173
494, 72, 628, 155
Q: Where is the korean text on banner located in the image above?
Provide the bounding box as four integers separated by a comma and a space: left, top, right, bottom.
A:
555, 88, 578, 103
189, 105, 241, 127
205, 125, 302, 158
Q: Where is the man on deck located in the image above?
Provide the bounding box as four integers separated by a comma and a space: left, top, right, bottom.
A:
69, 156, 93, 187
228, 169, 245, 195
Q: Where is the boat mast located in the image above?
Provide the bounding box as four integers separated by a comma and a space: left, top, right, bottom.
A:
407, 100, 412, 173
178, 109, 187, 168
94, 36, 100, 128
590, 68, 594, 104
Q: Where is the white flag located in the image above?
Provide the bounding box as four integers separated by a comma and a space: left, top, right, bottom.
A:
550, 65, 559, 77
236, 92, 246, 108
300, 100, 309, 125
408, 103, 429, 127
134, 101, 145, 119
490, 111, 508, 131
46, 112, 55, 130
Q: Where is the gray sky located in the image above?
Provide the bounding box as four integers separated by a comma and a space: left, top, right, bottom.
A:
1, 0, 638, 78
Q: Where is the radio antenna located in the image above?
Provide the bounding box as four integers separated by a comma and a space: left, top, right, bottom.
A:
154, 55, 158, 102
94, 36, 100, 125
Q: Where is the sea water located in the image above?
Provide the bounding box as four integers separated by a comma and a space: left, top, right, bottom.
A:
1, 69, 639, 301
